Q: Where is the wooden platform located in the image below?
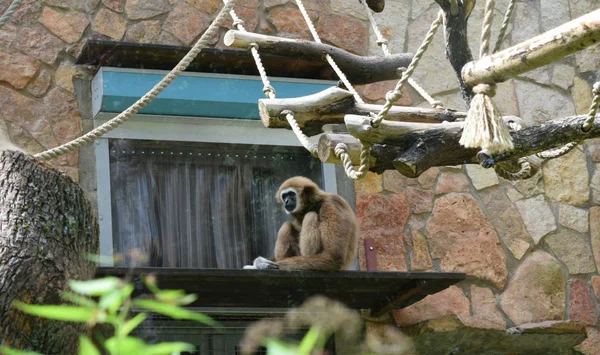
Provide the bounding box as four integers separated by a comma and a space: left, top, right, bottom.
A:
96, 268, 464, 317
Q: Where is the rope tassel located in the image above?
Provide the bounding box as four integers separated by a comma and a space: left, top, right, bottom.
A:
459, 83, 514, 154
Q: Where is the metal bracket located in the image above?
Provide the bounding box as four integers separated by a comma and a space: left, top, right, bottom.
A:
364, 238, 378, 271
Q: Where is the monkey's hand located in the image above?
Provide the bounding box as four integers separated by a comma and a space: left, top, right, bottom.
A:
243, 256, 279, 270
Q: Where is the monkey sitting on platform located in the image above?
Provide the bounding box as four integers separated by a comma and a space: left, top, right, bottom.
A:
244, 176, 359, 271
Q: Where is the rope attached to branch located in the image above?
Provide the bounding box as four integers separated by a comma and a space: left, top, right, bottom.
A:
371, 10, 443, 127
295, 0, 364, 105
335, 141, 372, 180
361, 0, 442, 108
493, 0, 516, 53
0, 0, 24, 28
283, 110, 318, 157
460, 0, 514, 155
228, 5, 276, 99
35, 0, 238, 160
582, 82, 600, 132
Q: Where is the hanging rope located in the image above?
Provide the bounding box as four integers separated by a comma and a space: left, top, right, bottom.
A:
0, 0, 24, 28
360, 0, 442, 108
335, 142, 372, 180
282, 110, 318, 157
489, 121, 533, 180
295, 0, 364, 105
582, 82, 600, 132
493, 0, 516, 53
34, 0, 238, 160
460, 0, 514, 155
371, 10, 443, 127
227, 5, 276, 99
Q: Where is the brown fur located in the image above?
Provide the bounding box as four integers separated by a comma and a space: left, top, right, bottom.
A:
272, 176, 359, 271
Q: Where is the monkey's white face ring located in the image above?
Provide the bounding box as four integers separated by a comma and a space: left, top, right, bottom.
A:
280, 187, 302, 214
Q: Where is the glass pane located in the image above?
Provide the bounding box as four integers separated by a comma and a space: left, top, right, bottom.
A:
108, 139, 323, 268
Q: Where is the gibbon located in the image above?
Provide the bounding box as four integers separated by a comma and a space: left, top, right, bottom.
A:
244, 176, 359, 271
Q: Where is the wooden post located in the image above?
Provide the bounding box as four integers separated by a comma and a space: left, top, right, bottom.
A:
0, 151, 99, 353
462, 9, 600, 86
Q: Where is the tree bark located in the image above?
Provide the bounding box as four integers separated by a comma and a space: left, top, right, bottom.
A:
224, 30, 413, 84
319, 114, 600, 177
0, 151, 99, 354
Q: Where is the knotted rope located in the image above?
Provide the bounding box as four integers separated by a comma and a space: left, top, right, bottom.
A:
35, 0, 238, 160
459, 0, 514, 155
335, 141, 372, 180
582, 82, 600, 132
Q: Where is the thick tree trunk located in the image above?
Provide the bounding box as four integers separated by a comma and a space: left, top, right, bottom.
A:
0, 150, 99, 354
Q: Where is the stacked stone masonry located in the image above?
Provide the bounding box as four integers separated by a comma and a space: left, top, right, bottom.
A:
0, 0, 599, 352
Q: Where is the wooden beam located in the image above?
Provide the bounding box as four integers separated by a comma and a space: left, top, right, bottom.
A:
224, 30, 414, 84
259, 87, 467, 134
343, 114, 524, 144
361, 114, 600, 177
462, 9, 600, 86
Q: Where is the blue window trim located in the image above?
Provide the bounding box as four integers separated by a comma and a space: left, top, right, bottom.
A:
92, 67, 336, 119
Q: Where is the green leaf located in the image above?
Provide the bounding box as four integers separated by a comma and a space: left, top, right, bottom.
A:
13, 302, 94, 322
119, 312, 148, 336
104, 336, 146, 355
99, 284, 133, 314
0, 346, 44, 355
264, 339, 298, 355
297, 327, 322, 355
144, 342, 195, 355
133, 299, 219, 327
153, 289, 185, 302
61, 291, 97, 308
68, 277, 122, 296
78, 335, 100, 355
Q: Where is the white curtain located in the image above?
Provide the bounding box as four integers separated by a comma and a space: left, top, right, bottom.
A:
109, 139, 323, 269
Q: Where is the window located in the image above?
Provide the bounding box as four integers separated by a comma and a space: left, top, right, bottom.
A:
91, 69, 354, 269
108, 139, 322, 268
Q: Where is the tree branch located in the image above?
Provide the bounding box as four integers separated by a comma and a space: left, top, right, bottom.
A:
258, 87, 466, 135
318, 114, 600, 177
224, 30, 413, 84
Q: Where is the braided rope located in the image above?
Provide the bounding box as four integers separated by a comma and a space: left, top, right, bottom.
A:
335, 141, 372, 180
371, 10, 443, 127
35, 0, 238, 160
494, 157, 532, 181
228, 5, 276, 99
0, 0, 24, 28
582, 82, 600, 132
536, 142, 578, 159
479, 0, 496, 58
283, 111, 318, 157
493, 0, 516, 53
361, 0, 442, 108
295, 0, 364, 104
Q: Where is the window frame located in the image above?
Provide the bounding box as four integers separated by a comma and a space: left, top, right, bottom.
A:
92, 71, 345, 267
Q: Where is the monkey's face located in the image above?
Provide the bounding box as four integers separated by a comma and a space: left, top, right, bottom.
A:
279, 187, 300, 214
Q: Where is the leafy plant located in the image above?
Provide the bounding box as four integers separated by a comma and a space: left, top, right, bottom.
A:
1, 274, 219, 355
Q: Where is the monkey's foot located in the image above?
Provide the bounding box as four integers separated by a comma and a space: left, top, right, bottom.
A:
243, 256, 279, 270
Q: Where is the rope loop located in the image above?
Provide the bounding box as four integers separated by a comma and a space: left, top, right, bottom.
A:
263, 84, 276, 97
432, 100, 444, 108
334, 141, 372, 180
247, 42, 259, 50
376, 38, 388, 46
582, 81, 600, 132
472, 83, 496, 96
232, 18, 245, 27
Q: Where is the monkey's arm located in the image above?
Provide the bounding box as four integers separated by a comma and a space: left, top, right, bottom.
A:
299, 211, 322, 256
274, 221, 300, 260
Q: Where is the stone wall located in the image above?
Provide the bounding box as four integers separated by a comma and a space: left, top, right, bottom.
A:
0, 0, 599, 352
